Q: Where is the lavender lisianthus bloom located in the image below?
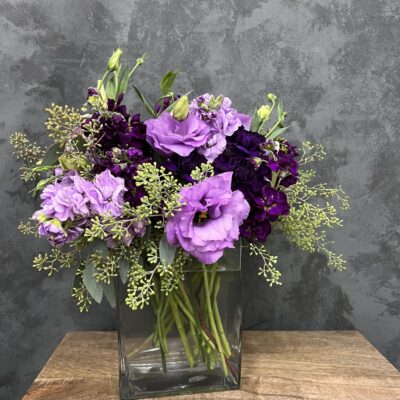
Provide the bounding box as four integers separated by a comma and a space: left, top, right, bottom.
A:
145, 111, 210, 157
190, 94, 252, 162
166, 172, 250, 264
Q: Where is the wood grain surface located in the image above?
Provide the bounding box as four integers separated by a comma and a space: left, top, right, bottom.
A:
23, 331, 400, 400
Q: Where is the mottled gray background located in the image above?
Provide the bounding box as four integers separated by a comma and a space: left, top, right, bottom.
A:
1, 0, 399, 398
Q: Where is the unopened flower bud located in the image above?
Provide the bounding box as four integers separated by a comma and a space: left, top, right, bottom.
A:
50, 218, 64, 231
172, 95, 189, 121
135, 53, 147, 67
107, 48, 123, 72
267, 93, 277, 102
58, 154, 90, 171
256, 105, 271, 121
35, 212, 48, 224
251, 157, 263, 168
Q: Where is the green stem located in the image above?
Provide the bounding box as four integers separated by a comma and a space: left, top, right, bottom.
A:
127, 332, 154, 359
212, 275, 231, 358
97, 70, 110, 91
169, 292, 194, 367
201, 264, 228, 376
151, 295, 167, 372
157, 294, 169, 355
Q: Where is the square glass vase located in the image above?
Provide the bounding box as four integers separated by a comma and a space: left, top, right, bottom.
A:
117, 245, 242, 399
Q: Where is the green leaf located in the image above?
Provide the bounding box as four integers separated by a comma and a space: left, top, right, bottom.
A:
160, 70, 177, 96
41, 143, 63, 166
266, 126, 289, 140
106, 76, 116, 100
86, 239, 108, 257
119, 259, 129, 285
83, 260, 103, 303
117, 65, 130, 95
132, 85, 157, 117
159, 236, 176, 266
34, 176, 56, 192
277, 98, 283, 117
250, 108, 261, 132
103, 281, 116, 308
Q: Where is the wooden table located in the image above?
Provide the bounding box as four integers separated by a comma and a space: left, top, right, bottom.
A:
23, 331, 400, 400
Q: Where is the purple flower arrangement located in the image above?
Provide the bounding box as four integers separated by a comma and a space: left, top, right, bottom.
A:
10, 50, 348, 390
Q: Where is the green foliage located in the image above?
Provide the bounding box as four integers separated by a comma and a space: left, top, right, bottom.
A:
249, 243, 281, 286
251, 93, 288, 139
160, 70, 177, 96
72, 265, 93, 312
190, 162, 214, 182
83, 259, 104, 303
9, 132, 44, 163
132, 85, 157, 117
33, 248, 76, 276
18, 220, 38, 237
9, 132, 46, 181
298, 140, 326, 165
158, 249, 187, 294
134, 162, 183, 222
159, 236, 176, 266
89, 251, 119, 285
277, 142, 350, 270
45, 104, 83, 144
97, 52, 147, 100
124, 238, 188, 311
125, 259, 155, 310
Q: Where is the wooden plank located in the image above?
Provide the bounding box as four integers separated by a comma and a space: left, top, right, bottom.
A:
23, 331, 400, 400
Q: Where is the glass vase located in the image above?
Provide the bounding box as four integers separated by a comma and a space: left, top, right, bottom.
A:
117, 245, 242, 399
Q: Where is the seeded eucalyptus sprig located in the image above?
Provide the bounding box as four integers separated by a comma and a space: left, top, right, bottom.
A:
277, 142, 350, 271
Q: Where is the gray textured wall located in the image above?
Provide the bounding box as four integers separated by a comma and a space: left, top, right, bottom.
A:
1, 0, 399, 398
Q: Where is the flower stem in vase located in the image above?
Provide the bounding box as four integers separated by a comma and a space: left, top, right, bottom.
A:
169, 291, 195, 367
212, 275, 231, 358
201, 264, 228, 376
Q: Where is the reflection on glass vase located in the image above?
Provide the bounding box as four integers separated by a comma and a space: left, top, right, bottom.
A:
117, 245, 242, 399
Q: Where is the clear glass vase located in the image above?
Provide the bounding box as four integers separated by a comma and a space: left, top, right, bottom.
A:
117, 245, 242, 399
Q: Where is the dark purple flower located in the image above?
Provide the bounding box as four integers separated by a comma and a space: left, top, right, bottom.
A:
84, 93, 148, 152
87, 87, 98, 97
214, 128, 298, 242
163, 152, 207, 183
84, 93, 152, 206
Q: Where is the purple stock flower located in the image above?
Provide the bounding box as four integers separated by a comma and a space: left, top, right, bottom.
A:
32, 212, 85, 246
39, 174, 91, 221
214, 128, 298, 242
253, 187, 290, 222
191, 94, 252, 162
84, 93, 148, 152
33, 170, 128, 245
145, 111, 211, 157
163, 152, 207, 183
166, 172, 250, 264
92, 170, 127, 217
